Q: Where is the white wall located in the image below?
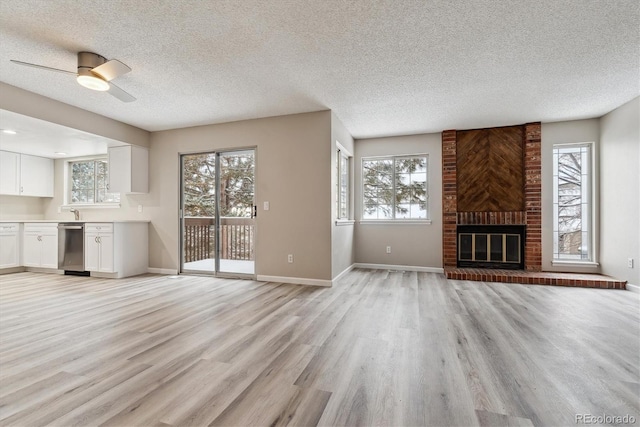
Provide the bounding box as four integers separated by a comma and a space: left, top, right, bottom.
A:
599, 96, 640, 286
0, 82, 149, 148
354, 133, 442, 269
331, 112, 355, 278
541, 119, 601, 273
148, 111, 333, 282
0, 195, 44, 220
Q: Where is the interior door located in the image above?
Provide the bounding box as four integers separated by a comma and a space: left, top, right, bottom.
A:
217, 150, 255, 275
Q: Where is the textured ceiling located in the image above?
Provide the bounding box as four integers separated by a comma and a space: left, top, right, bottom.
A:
0, 0, 638, 139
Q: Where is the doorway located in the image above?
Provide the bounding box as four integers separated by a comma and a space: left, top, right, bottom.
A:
180, 149, 255, 276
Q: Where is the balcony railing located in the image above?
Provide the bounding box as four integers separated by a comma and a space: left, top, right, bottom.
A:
183, 217, 254, 263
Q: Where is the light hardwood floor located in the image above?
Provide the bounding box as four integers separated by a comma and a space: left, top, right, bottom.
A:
0, 270, 638, 426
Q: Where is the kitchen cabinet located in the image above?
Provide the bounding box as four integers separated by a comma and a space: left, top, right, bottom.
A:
23, 223, 58, 269
0, 150, 54, 197
108, 145, 148, 193
85, 223, 115, 273
85, 222, 148, 278
0, 223, 20, 269
20, 154, 54, 197
0, 151, 20, 195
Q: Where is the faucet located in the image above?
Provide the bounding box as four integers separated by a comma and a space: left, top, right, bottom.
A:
70, 209, 80, 221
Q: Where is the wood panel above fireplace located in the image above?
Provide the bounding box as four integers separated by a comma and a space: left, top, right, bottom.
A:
456, 126, 524, 212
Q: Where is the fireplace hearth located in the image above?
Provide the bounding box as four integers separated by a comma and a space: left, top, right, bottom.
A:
457, 225, 525, 270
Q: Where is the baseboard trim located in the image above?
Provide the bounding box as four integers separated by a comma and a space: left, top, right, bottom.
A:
353, 263, 444, 274
0, 266, 26, 275
148, 267, 179, 275
626, 283, 639, 294
257, 275, 332, 287
332, 264, 355, 284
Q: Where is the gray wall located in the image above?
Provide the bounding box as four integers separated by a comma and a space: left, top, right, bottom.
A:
354, 133, 442, 269
541, 119, 601, 273
600, 96, 640, 286
148, 111, 333, 281
331, 112, 355, 278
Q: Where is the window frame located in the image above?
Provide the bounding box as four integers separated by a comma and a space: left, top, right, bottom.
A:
360, 153, 430, 224
336, 145, 351, 221
64, 156, 120, 208
551, 142, 595, 263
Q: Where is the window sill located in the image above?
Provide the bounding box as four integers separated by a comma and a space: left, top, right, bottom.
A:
359, 219, 432, 225
335, 220, 355, 226
551, 260, 599, 268
61, 203, 121, 210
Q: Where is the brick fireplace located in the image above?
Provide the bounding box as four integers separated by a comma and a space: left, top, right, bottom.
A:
442, 123, 542, 272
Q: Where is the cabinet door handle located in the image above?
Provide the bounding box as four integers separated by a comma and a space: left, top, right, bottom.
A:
98, 236, 101, 244
95, 236, 98, 243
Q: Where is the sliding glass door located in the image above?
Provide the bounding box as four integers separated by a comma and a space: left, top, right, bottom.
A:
180, 149, 255, 276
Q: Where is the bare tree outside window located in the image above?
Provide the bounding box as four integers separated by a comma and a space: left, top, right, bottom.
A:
553, 144, 591, 260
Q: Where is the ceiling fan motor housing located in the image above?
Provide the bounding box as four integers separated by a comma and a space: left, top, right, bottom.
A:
77, 52, 107, 77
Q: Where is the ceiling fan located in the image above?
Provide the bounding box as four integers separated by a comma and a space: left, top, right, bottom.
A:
10, 52, 136, 102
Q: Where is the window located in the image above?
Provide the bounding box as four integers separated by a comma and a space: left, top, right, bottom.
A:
337, 149, 350, 219
552, 143, 592, 261
69, 158, 120, 204
362, 155, 428, 220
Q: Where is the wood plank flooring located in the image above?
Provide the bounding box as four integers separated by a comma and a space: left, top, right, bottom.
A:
0, 270, 638, 426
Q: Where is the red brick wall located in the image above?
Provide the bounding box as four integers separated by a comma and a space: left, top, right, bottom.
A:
524, 123, 542, 271
442, 130, 457, 268
441, 123, 542, 271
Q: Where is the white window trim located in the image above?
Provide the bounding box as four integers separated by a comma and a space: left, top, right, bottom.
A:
552, 142, 595, 264
63, 156, 121, 208
336, 141, 353, 221
359, 219, 432, 225
360, 153, 430, 222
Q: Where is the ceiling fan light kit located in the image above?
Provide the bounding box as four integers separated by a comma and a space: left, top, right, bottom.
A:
77, 72, 110, 91
10, 51, 136, 102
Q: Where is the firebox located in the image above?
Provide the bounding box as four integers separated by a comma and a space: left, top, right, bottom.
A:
457, 225, 525, 270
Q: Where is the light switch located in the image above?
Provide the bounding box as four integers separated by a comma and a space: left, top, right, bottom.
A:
264, 201, 270, 211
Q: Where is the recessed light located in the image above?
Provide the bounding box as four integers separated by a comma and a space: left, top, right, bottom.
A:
55, 152, 67, 156
2, 129, 17, 135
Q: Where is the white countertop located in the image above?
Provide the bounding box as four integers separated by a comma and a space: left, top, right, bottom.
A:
0, 220, 150, 223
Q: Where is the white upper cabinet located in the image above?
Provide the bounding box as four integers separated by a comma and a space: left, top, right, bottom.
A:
20, 154, 54, 197
108, 145, 148, 194
0, 151, 20, 195
0, 151, 54, 197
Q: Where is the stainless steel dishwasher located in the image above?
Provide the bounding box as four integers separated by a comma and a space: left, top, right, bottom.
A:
58, 223, 86, 273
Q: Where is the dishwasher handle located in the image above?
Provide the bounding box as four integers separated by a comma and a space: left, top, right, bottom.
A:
58, 225, 84, 230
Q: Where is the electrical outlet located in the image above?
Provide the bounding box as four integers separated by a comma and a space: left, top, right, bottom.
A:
629, 258, 634, 268
138, 204, 143, 213
264, 201, 270, 211
386, 246, 391, 254
288, 254, 294, 263
57, 206, 61, 214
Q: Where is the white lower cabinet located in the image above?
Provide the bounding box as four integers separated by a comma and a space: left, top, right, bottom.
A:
85, 223, 115, 273
85, 222, 148, 278
0, 223, 20, 269
23, 223, 58, 269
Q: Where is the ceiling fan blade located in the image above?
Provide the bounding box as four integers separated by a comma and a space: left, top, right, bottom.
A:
107, 81, 136, 103
10, 59, 76, 75
92, 59, 131, 81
